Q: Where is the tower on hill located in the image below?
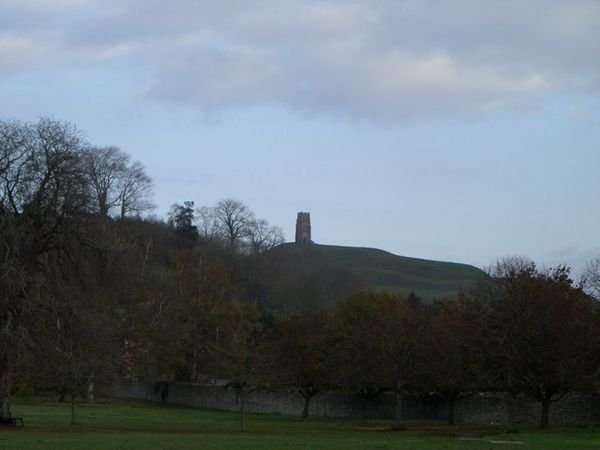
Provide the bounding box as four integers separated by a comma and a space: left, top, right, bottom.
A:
295, 212, 312, 243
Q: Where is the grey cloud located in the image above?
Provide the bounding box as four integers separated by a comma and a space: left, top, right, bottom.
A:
148, 45, 286, 108
371, 1, 600, 88
2, 0, 600, 119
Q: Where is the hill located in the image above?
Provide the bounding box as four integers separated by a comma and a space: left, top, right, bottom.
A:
258, 243, 485, 312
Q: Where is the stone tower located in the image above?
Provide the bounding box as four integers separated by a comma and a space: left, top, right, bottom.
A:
295, 212, 312, 243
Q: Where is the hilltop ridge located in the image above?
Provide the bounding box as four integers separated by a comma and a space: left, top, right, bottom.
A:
258, 243, 485, 312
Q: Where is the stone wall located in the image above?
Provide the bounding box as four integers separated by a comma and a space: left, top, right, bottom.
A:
111, 380, 600, 426
448, 392, 600, 426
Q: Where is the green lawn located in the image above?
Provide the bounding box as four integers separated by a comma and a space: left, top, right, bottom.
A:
1, 399, 599, 449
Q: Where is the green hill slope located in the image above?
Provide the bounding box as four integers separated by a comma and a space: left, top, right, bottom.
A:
260, 243, 485, 311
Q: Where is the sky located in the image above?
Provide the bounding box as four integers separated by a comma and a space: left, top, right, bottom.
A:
1, 0, 599, 274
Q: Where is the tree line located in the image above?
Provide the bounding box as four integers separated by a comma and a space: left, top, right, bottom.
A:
0, 118, 282, 425
1, 118, 600, 430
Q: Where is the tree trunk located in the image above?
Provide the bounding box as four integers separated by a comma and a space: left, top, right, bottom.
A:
99, 196, 108, 217
70, 394, 77, 425
360, 395, 368, 419
158, 382, 168, 403
302, 393, 313, 419
87, 382, 94, 404
506, 394, 516, 426
540, 399, 551, 429
447, 396, 457, 426
58, 387, 67, 403
191, 349, 199, 382
0, 357, 12, 420
240, 391, 247, 432
394, 389, 403, 428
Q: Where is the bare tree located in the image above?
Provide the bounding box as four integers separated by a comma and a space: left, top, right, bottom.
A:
583, 258, 600, 300
80, 144, 154, 219
485, 255, 536, 279
118, 160, 154, 219
0, 118, 92, 420
213, 199, 255, 250
196, 206, 221, 241
198, 199, 284, 254
248, 218, 284, 254
82, 146, 128, 217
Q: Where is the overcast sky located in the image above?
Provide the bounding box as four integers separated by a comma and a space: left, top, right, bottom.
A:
1, 0, 599, 273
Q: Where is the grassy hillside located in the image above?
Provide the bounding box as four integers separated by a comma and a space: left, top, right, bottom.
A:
260, 243, 485, 311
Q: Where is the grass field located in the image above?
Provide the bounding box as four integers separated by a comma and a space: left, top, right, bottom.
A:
2, 399, 600, 449
271, 243, 485, 299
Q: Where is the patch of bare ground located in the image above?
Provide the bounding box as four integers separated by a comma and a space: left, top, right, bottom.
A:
356, 422, 500, 436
